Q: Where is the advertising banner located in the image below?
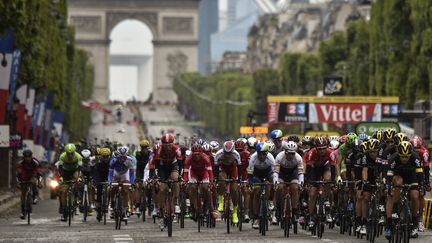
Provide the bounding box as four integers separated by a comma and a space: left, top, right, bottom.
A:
355, 122, 400, 136
267, 96, 399, 125
0, 125, 9, 147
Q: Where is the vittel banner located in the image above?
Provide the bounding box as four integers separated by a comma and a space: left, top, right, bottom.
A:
267, 96, 399, 125
308, 103, 381, 124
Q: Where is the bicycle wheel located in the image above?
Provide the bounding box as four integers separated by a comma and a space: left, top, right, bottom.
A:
238, 190, 243, 231
260, 196, 267, 236
179, 191, 186, 228
167, 214, 173, 237
83, 189, 88, 222
141, 187, 146, 222
283, 195, 291, 237
225, 195, 231, 234
68, 191, 73, 227
26, 188, 32, 225
102, 188, 107, 225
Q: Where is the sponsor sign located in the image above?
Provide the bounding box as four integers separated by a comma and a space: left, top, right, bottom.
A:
355, 122, 400, 136
267, 96, 399, 124
323, 76, 344, 95
309, 103, 381, 124
240, 126, 268, 135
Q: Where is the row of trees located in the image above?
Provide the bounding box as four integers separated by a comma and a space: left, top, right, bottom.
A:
0, 0, 93, 140
177, 1, 432, 136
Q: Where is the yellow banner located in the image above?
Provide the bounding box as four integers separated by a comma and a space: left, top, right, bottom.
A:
267, 96, 399, 104
240, 126, 268, 134
305, 131, 340, 137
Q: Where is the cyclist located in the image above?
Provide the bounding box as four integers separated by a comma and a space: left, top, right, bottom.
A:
248, 142, 276, 229
108, 146, 136, 219
385, 141, 423, 239
307, 137, 332, 228
79, 149, 95, 215
183, 144, 217, 219
214, 141, 241, 225
377, 128, 397, 174
274, 141, 304, 225
16, 149, 42, 219
269, 129, 287, 158
149, 133, 183, 229
410, 135, 430, 232
133, 139, 153, 215
209, 141, 220, 155
336, 132, 358, 181
247, 137, 257, 154
57, 143, 83, 221
235, 139, 251, 222
93, 147, 111, 221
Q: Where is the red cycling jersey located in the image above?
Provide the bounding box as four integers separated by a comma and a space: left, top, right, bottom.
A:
238, 150, 251, 181
308, 148, 332, 167
151, 144, 182, 166
418, 146, 430, 167
302, 149, 312, 166
17, 158, 41, 181
183, 153, 213, 182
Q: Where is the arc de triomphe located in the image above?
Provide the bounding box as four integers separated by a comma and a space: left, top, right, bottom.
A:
68, 0, 199, 104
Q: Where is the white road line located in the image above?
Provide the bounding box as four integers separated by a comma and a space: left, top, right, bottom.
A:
113, 234, 134, 242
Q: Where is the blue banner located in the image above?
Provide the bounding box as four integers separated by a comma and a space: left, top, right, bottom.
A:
0, 30, 14, 53
7, 49, 21, 111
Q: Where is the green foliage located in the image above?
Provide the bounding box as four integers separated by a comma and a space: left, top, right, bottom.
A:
0, 0, 94, 140
174, 73, 253, 137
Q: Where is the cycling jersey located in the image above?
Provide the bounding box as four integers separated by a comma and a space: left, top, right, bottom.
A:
274, 151, 304, 183
308, 148, 332, 167
108, 155, 136, 184
58, 152, 83, 171
417, 146, 430, 184
214, 149, 241, 179
238, 150, 251, 181
387, 153, 424, 186
270, 141, 287, 158
134, 149, 153, 180
183, 153, 213, 183
248, 152, 276, 183
17, 158, 41, 181
92, 157, 110, 183
152, 144, 182, 166
330, 149, 339, 166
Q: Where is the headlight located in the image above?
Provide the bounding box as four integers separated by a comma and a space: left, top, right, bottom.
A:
50, 180, 59, 188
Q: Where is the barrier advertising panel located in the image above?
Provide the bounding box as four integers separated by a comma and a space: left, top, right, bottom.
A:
267, 96, 399, 125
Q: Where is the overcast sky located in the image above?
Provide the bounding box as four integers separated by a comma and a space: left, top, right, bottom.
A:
109, 20, 153, 102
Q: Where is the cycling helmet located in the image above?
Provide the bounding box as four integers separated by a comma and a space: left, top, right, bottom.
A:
234, 139, 245, 151
383, 128, 396, 142
268, 142, 276, 152
247, 137, 257, 148
23, 149, 33, 158
222, 141, 235, 153
81, 149, 91, 159
410, 136, 422, 149
255, 142, 269, 153
302, 135, 312, 145
284, 141, 298, 153
209, 141, 220, 150
372, 130, 383, 141
314, 136, 328, 149
140, 139, 150, 147
367, 139, 380, 152
358, 133, 369, 142
287, 135, 300, 143
202, 143, 212, 152
398, 141, 413, 156
269, 129, 283, 140
96, 147, 101, 156
393, 132, 408, 145
360, 141, 368, 152
328, 136, 339, 142
118, 147, 128, 156
346, 133, 358, 144
191, 144, 202, 154
329, 140, 340, 150
101, 148, 111, 157
196, 138, 206, 146
65, 143, 76, 154
339, 135, 347, 144
161, 133, 175, 144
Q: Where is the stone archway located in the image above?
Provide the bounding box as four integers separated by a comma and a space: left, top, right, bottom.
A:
68, 0, 199, 104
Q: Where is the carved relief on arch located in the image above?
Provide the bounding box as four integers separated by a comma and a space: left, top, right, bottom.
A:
166, 51, 188, 79
106, 11, 158, 38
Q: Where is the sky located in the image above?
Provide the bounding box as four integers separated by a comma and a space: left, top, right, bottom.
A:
109, 20, 153, 102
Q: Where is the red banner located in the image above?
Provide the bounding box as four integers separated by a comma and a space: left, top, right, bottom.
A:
81, 101, 112, 114
309, 103, 380, 124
